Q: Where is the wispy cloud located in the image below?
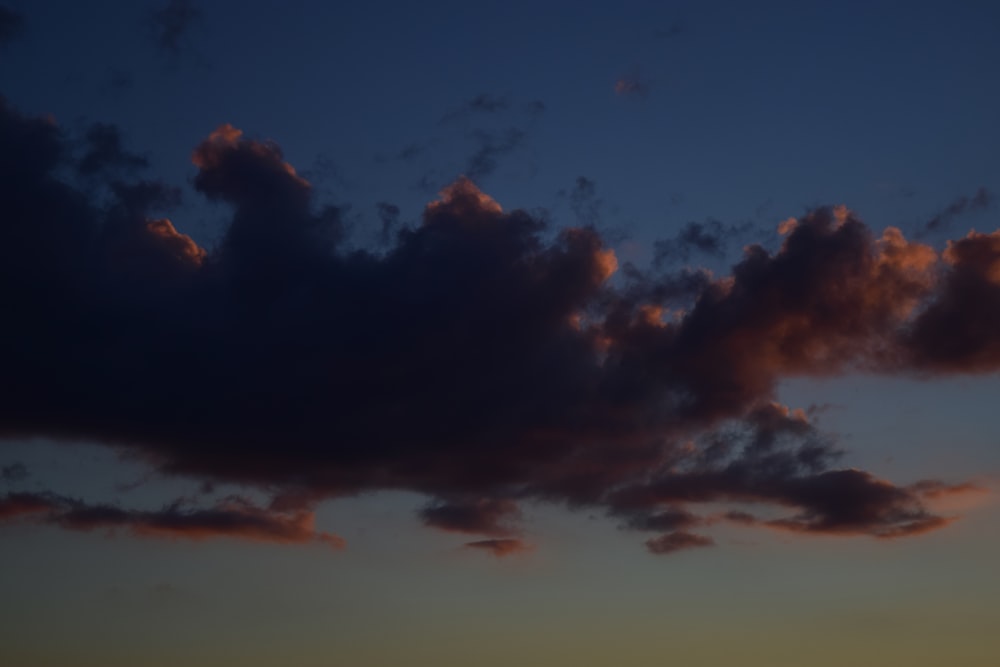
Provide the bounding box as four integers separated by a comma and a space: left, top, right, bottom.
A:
150, 0, 202, 55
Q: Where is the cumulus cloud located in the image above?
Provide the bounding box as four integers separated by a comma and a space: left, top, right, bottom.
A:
0, 98, 992, 555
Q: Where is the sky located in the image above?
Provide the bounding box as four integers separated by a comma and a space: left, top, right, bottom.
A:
1, 1, 1000, 665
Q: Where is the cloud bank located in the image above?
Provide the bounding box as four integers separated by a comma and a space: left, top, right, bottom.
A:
0, 98, 994, 554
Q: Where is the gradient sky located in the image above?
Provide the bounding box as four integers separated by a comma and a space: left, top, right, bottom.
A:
2, 2, 1000, 666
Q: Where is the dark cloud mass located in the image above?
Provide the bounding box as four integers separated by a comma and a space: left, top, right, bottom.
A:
0, 98, 993, 554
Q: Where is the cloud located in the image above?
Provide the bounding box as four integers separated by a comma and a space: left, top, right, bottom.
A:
924, 187, 994, 233
0, 492, 344, 548
150, 0, 202, 55
376, 201, 401, 244
421, 498, 522, 536
653, 219, 755, 264
440, 93, 510, 124
645, 531, 714, 555
77, 123, 148, 176
0, 98, 991, 554
464, 538, 531, 557
904, 229, 1000, 371
0, 492, 57, 519
1, 462, 27, 483
464, 127, 525, 180
564, 176, 602, 227
614, 75, 650, 97
0, 6, 24, 47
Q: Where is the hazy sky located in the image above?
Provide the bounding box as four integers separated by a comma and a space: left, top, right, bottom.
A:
2, 2, 999, 666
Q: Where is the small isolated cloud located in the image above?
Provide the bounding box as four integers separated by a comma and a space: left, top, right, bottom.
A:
645, 531, 714, 555
614, 74, 650, 97
464, 538, 532, 557
150, 0, 202, 55
0, 6, 24, 48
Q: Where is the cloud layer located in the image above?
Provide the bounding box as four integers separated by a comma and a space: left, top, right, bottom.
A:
0, 98, 994, 554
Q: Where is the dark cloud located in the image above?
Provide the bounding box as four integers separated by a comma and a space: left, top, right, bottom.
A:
77, 123, 148, 176
421, 498, 521, 536
150, 0, 202, 55
1, 462, 28, 483
526, 100, 546, 116
464, 127, 525, 180
0, 6, 23, 47
464, 538, 531, 557
653, 220, 754, 264
565, 176, 602, 227
0, 491, 344, 547
376, 201, 401, 245
645, 531, 714, 555
0, 492, 56, 519
924, 187, 994, 233
395, 94, 541, 186
904, 229, 1000, 371
0, 99, 987, 555
441, 93, 510, 124
624, 506, 701, 532
467, 93, 508, 114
